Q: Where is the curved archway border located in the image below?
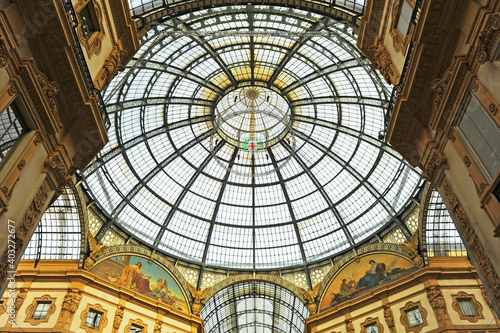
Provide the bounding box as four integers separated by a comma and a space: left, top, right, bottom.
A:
200, 273, 308, 307
317, 243, 416, 306
93, 244, 194, 313
134, 0, 362, 32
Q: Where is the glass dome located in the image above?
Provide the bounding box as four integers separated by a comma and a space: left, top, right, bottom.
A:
81, 5, 422, 270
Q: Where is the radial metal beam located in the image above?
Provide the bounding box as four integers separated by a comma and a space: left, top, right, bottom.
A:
282, 59, 365, 94
291, 128, 398, 216
281, 140, 355, 247
198, 147, 239, 289
127, 59, 225, 96
82, 116, 213, 177
106, 97, 215, 113
153, 140, 225, 247
267, 148, 312, 289
172, 18, 239, 88
110, 128, 216, 218
267, 19, 326, 88
290, 96, 390, 108
294, 115, 401, 158
248, 5, 255, 86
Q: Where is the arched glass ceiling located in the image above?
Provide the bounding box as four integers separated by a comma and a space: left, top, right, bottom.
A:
23, 186, 82, 260
200, 280, 309, 333
81, 5, 422, 270
425, 189, 467, 257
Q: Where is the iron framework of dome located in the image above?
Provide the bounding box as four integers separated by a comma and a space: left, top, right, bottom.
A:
80, 5, 423, 271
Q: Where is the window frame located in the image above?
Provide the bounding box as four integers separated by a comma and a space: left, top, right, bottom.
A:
389, 0, 416, 53
24, 295, 57, 326
360, 317, 384, 333
454, 91, 500, 184
74, 0, 106, 57
451, 292, 485, 323
80, 303, 108, 333
125, 318, 148, 333
399, 301, 428, 333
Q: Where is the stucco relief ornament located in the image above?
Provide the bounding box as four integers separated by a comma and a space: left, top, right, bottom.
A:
398, 229, 424, 267
154, 320, 162, 333
112, 305, 124, 333
426, 286, 448, 320
187, 282, 211, 315
14, 288, 27, 312
346, 319, 355, 333
298, 283, 321, 314
384, 305, 396, 333
84, 231, 108, 270
0, 38, 8, 68
61, 289, 83, 319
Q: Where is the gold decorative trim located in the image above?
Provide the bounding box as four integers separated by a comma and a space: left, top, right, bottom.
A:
368, 40, 400, 84
451, 291, 485, 323
399, 301, 428, 333
111, 305, 124, 333
124, 318, 148, 333
80, 303, 109, 333
74, 0, 105, 57
360, 317, 384, 333
441, 177, 500, 311
426, 286, 449, 321
389, 0, 414, 53
24, 295, 57, 326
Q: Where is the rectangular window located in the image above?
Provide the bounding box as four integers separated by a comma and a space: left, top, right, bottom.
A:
32, 301, 52, 319
397, 1, 413, 37
130, 325, 143, 333
85, 309, 102, 328
0, 99, 28, 166
80, 4, 98, 37
406, 308, 423, 327
458, 298, 476, 316
456, 93, 500, 182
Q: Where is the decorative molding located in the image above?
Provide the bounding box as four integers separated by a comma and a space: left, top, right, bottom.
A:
451, 291, 485, 323
94, 245, 191, 309
111, 305, 124, 333
441, 177, 500, 311
14, 288, 27, 314
399, 301, 428, 333
124, 318, 148, 333
476, 14, 500, 65
368, 40, 400, 84
360, 316, 384, 333
84, 231, 108, 270
383, 305, 396, 333
346, 318, 355, 333
153, 320, 162, 333
187, 282, 210, 315
0, 37, 8, 68
33, 66, 59, 116
298, 283, 321, 314
317, 243, 414, 302
398, 228, 424, 267
24, 295, 57, 326
97, 46, 127, 89
58, 288, 83, 324
74, 0, 105, 57
422, 151, 447, 183
79, 303, 109, 333
426, 286, 449, 321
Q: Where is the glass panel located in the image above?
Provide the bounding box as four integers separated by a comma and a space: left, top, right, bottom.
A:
0, 100, 28, 167
458, 94, 500, 181
32, 302, 51, 319
85, 310, 102, 328
426, 190, 467, 257
407, 308, 423, 327
397, 1, 413, 37
458, 299, 476, 316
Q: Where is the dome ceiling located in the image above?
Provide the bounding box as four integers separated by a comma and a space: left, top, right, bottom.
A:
81, 5, 422, 270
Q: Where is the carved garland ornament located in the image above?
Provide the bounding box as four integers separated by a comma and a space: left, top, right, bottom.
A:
426, 286, 449, 321
442, 178, 500, 310
59, 288, 83, 322
368, 41, 400, 85
383, 305, 396, 333
111, 305, 124, 333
